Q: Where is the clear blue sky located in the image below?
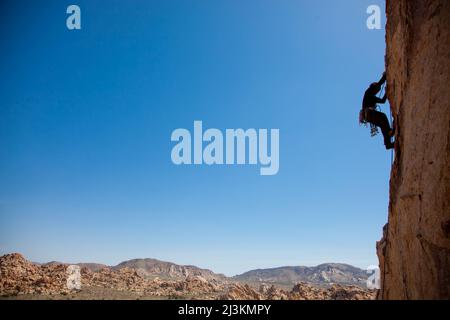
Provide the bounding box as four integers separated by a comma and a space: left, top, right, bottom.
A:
0, 0, 390, 276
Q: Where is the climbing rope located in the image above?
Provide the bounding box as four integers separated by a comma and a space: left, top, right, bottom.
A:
389, 110, 394, 166
381, 83, 395, 166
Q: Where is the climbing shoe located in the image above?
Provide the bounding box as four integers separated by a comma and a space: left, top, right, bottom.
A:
385, 142, 394, 150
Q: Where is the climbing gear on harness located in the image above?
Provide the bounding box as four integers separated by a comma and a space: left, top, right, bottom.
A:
359, 108, 379, 137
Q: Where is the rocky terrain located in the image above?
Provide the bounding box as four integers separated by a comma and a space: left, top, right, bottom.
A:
377, 0, 450, 299
0, 253, 229, 299
233, 263, 368, 287
221, 282, 373, 300
0, 253, 376, 300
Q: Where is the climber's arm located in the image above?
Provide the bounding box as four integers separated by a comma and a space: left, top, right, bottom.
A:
375, 93, 387, 104
377, 72, 387, 86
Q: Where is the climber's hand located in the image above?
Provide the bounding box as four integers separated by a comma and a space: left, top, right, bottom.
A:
383, 71, 386, 77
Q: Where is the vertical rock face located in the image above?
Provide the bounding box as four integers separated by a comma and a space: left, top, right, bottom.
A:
377, 0, 450, 299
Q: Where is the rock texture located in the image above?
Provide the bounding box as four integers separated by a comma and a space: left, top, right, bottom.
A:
220, 282, 374, 300
377, 0, 450, 299
0, 253, 70, 296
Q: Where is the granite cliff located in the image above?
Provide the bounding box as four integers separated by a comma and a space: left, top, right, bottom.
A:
377, 0, 450, 299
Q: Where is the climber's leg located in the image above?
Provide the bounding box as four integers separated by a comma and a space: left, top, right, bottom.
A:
378, 112, 393, 146
366, 109, 394, 148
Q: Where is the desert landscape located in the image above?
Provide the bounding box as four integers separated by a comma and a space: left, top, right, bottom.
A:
0, 253, 375, 300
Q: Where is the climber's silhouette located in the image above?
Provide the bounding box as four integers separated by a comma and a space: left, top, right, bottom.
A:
360, 72, 394, 149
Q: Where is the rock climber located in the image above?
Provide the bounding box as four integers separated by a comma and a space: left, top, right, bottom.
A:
360, 72, 394, 149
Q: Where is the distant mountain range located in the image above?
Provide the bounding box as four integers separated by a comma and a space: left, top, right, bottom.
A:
233, 263, 368, 287
112, 258, 227, 281
42, 258, 368, 287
